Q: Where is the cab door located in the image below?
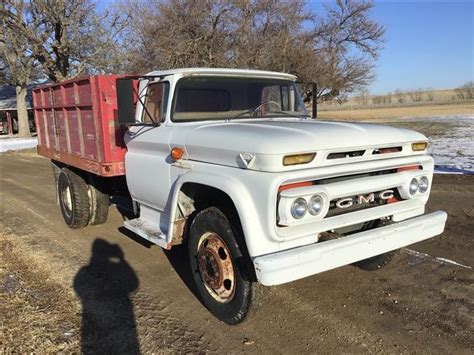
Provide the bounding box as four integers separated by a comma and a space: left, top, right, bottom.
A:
124, 81, 173, 211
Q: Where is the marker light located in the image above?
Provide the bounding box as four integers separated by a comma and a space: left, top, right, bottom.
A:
283, 153, 316, 166
412, 142, 428, 151
171, 147, 184, 160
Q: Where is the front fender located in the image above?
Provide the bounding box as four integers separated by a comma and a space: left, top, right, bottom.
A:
167, 169, 279, 257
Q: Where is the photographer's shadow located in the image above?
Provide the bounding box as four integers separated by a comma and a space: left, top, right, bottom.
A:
74, 238, 140, 354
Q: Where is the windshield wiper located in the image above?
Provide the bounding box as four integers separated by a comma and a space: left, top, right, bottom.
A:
270, 111, 309, 119
226, 106, 308, 122
226, 109, 257, 122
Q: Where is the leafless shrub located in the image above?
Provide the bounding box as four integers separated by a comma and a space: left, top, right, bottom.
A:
394, 89, 406, 103
383, 93, 392, 104
408, 89, 423, 102
372, 96, 384, 104
455, 88, 466, 99
425, 90, 435, 101
355, 88, 370, 105
456, 81, 474, 99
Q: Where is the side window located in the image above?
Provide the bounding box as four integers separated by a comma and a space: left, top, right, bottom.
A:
143, 82, 169, 123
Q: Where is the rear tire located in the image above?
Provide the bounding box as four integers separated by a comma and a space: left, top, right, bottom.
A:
57, 168, 90, 229
187, 207, 255, 324
87, 176, 109, 226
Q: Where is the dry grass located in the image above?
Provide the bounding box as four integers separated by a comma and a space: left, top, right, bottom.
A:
318, 103, 474, 121
0, 236, 81, 353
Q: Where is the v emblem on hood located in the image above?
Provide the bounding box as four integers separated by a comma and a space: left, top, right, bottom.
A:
239, 153, 256, 169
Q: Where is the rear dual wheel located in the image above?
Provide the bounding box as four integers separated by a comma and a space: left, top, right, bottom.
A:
58, 169, 90, 229
188, 207, 255, 325
57, 168, 109, 229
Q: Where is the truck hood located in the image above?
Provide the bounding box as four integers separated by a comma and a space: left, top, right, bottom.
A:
183, 118, 427, 172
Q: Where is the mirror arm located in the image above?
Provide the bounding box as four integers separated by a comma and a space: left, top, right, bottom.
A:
312, 82, 317, 119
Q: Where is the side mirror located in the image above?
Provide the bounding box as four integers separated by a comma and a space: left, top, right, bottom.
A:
116, 78, 136, 124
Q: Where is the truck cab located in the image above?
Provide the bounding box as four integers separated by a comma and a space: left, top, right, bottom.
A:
36, 68, 447, 324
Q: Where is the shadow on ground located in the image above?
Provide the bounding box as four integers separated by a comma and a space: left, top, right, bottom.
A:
74, 238, 140, 354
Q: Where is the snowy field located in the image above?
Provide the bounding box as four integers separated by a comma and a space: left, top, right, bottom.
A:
426, 115, 473, 173
0, 137, 38, 153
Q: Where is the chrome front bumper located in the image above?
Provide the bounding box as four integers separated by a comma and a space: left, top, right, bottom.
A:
254, 211, 448, 286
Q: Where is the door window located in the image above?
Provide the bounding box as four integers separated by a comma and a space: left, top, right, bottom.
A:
143, 82, 170, 123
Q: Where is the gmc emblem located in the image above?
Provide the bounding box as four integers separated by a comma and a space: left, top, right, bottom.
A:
335, 189, 394, 209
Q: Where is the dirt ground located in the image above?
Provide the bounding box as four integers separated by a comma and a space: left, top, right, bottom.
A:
1, 150, 473, 353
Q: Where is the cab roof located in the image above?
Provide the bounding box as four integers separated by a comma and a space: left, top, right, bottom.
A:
145, 68, 297, 81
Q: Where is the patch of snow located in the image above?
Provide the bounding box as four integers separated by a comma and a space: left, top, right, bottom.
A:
426, 115, 474, 173
405, 249, 471, 269
0, 137, 37, 153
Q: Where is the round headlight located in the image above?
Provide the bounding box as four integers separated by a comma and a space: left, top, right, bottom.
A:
291, 198, 307, 219
419, 176, 429, 193
308, 194, 324, 215
409, 178, 419, 195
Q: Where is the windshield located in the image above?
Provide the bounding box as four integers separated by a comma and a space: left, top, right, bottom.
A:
172, 77, 307, 122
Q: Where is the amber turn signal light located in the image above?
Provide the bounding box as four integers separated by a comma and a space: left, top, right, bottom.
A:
411, 142, 428, 151
171, 147, 184, 160
283, 153, 316, 166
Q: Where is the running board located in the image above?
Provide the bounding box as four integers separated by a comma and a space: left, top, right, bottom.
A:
123, 218, 171, 249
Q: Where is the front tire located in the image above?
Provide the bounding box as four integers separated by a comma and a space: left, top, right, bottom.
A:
187, 207, 253, 324
354, 219, 400, 270
57, 168, 90, 229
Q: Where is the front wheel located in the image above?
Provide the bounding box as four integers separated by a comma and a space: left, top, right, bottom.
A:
187, 207, 253, 324
354, 219, 400, 270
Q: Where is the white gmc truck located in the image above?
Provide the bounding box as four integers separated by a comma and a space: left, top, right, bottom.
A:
36, 68, 447, 324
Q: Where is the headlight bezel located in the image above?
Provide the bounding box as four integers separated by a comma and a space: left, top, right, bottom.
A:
278, 191, 329, 226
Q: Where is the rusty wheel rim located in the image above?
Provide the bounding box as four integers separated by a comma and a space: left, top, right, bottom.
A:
197, 232, 236, 303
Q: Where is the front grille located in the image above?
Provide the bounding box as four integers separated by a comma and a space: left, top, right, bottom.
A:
327, 150, 365, 160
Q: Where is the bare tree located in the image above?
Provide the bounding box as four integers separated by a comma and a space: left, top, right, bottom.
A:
0, 1, 38, 137
121, 0, 384, 99
1, 0, 128, 83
